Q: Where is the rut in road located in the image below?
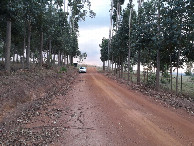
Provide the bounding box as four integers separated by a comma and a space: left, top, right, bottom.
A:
55, 67, 194, 146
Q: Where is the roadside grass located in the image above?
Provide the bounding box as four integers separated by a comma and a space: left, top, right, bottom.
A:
164, 75, 194, 98
59, 66, 67, 73
103, 69, 194, 99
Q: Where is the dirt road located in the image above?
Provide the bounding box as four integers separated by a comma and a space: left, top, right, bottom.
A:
2, 67, 193, 145
50, 67, 193, 146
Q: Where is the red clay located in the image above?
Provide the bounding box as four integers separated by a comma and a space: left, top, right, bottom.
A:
51, 67, 194, 146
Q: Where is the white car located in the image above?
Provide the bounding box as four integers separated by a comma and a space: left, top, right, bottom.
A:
79, 67, 87, 73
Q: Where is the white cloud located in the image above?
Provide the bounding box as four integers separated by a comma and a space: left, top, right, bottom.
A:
77, 0, 112, 66
77, 0, 138, 66
78, 27, 109, 66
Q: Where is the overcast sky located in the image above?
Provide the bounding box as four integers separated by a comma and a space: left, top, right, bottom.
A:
77, 0, 138, 66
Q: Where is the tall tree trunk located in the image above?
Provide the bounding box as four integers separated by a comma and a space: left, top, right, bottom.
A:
116, 60, 117, 76
39, 32, 43, 66
64, 52, 66, 65
48, 39, 52, 65
176, 49, 180, 95
22, 56, 24, 69
128, 1, 133, 81
114, 60, 116, 75
103, 61, 105, 71
46, 49, 49, 64
61, 52, 63, 66
137, 49, 141, 84
112, 55, 113, 71
116, 2, 121, 30
108, 0, 113, 70
13, 53, 15, 64
33, 53, 35, 64
2, 42, 5, 62
16, 54, 19, 62
156, 0, 161, 91
121, 57, 123, 79
46, 48, 49, 64
67, 55, 69, 65
26, 21, 31, 69
137, 0, 143, 85
70, 55, 73, 65
119, 56, 121, 78
23, 33, 26, 66
53, 53, 55, 65
69, 55, 71, 65
5, 20, 11, 73
58, 50, 61, 66
146, 68, 148, 83
170, 54, 172, 92
64, 0, 66, 12
156, 50, 160, 90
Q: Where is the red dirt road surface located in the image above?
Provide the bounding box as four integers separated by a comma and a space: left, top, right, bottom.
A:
53, 67, 194, 145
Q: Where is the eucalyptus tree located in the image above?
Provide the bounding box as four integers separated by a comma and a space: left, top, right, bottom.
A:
0, 0, 22, 73
11, 19, 26, 62
49, 0, 95, 66
54, 9, 70, 65
141, 0, 159, 87
21, 0, 49, 68
113, 0, 125, 29
110, 0, 125, 70
156, 0, 161, 91
22, 1, 36, 68
154, 0, 193, 93
108, 2, 137, 76
108, 0, 114, 70
100, 38, 109, 70
35, 0, 50, 66
77, 52, 87, 63
0, 0, 95, 72
116, 9, 133, 78
67, 0, 95, 64
0, 15, 6, 61
44, 2, 64, 65
136, 0, 144, 84
183, 0, 194, 62
127, 0, 133, 81
101, 0, 193, 94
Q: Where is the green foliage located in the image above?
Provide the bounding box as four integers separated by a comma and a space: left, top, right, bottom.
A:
185, 62, 193, 76
160, 77, 169, 84
185, 71, 192, 76
78, 52, 87, 63
0, 41, 3, 58
99, 38, 109, 62
0, 0, 96, 70
162, 71, 170, 78
100, 0, 194, 88
60, 67, 67, 72
146, 73, 156, 87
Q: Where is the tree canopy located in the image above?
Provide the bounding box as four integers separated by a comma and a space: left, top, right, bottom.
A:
100, 0, 194, 86
0, 0, 95, 71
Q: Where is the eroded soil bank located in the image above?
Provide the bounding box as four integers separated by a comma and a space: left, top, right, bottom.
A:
0, 67, 77, 145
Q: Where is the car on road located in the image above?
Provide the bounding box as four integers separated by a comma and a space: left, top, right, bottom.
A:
79, 67, 87, 73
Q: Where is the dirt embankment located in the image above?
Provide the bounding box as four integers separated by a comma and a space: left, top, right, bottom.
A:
0, 67, 78, 145
0, 67, 76, 119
